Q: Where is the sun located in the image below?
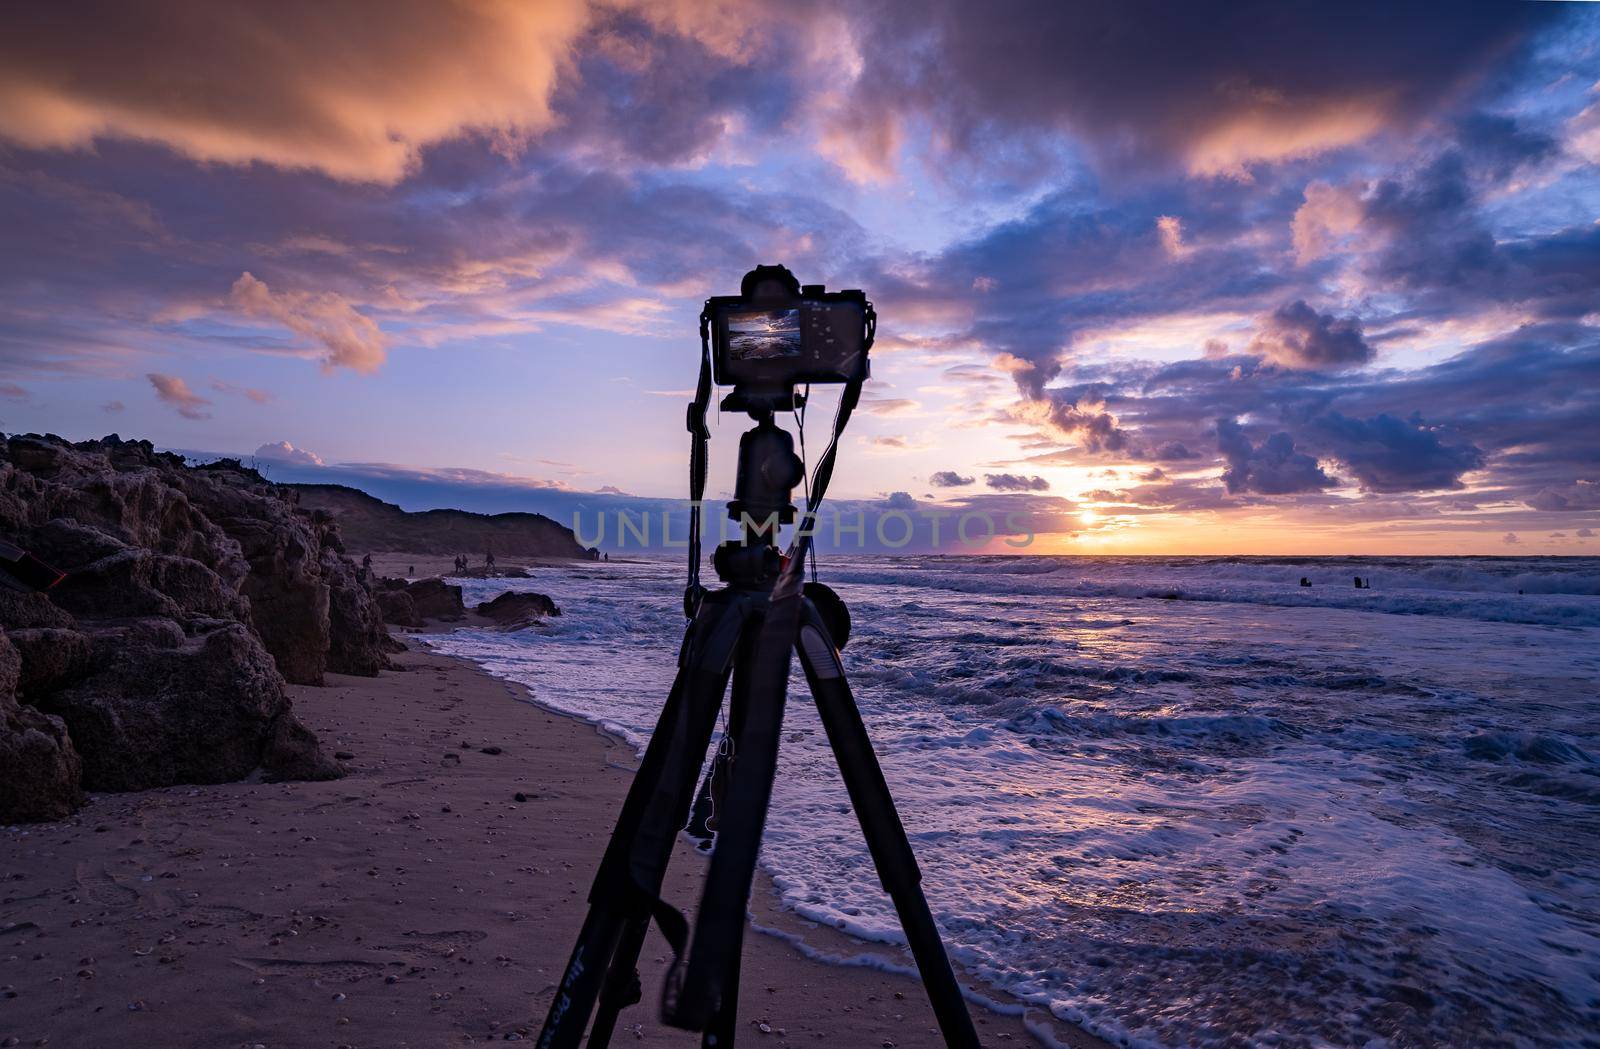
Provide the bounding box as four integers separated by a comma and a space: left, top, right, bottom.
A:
1079, 509, 1100, 526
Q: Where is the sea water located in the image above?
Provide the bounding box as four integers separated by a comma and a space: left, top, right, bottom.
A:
428, 556, 1600, 1048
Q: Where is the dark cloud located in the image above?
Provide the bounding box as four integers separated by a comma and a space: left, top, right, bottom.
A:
1217, 417, 1334, 495
985, 472, 1050, 492
843, 0, 1557, 178
1527, 481, 1600, 512
929, 470, 974, 487
1307, 411, 1483, 493
1249, 300, 1374, 370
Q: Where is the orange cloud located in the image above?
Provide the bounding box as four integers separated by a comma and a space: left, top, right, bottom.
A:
0, 1, 589, 183
229, 272, 388, 373
147, 372, 211, 419
1187, 98, 1390, 180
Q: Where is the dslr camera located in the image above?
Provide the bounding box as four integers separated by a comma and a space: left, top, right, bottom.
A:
707, 264, 871, 408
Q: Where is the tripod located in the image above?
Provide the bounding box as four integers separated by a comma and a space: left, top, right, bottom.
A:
535, 403, 980, 1049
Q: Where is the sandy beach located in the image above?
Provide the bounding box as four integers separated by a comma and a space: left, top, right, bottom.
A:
2, 633, 1099, 1048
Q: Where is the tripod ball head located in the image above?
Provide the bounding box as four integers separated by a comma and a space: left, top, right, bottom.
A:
727, 414, 802, 527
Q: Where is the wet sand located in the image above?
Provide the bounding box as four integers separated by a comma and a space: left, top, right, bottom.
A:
1, 640, 1104, 1048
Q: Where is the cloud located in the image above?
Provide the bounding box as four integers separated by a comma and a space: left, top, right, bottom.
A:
210, 379, 272, 404
1292, 181, 1367, 264
860, 395, 921, 416
1578, 527, 1595, 539
929, 470, 975, 487
254, 440, 324, 467
1502, 531, 1520, 545
0, 383, 27, 401
985, 472, 1049, 492
1249, 300, 1374, 370
101, 400, 125, 413
842, 1, 1556, 178
1308, 412, 1483, 493
147, 372, 211, 419
229, 272, 388, 373
0, 1, 590, 183
1217, 417, 1334, 495
1527, 480, 1600, 512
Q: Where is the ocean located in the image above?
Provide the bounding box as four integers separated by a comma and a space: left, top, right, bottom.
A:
427, 555, 1600, 1048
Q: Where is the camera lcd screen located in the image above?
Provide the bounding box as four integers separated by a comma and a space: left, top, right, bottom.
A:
711, 295, 868, 388
726, 308, 802, 361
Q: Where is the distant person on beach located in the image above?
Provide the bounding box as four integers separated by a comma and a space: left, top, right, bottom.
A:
485, 548, 496, 575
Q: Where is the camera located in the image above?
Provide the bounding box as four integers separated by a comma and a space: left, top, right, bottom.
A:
707, 264, 871, 398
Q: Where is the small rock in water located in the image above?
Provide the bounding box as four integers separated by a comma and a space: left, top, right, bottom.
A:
481, 746, 503, 755
514, 793, 528, 803
334, 751, 355, 761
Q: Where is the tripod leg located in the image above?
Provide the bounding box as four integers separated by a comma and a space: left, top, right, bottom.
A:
665, 592, 799, 1031
538, 598, 745, 1049
688, 614, 758, 844
587, 654, 741, 1047
793, 613, 981, 1049
699, 629, 762, 1049
537, 667, 689, 1049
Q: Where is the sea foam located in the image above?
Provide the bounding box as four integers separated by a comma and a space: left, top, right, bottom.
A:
429, 554, 1600, 1048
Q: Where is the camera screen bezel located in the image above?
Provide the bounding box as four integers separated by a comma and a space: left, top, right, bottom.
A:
708, 288, 870, 389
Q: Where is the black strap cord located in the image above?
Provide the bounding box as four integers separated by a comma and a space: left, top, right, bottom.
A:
684, 308, 714, 618
775, 303, 873, 598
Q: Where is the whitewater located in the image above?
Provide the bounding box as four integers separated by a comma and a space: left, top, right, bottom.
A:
428, 555, 1600, 1048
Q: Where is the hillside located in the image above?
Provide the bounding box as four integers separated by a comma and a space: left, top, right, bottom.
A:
289, 483, 594, 560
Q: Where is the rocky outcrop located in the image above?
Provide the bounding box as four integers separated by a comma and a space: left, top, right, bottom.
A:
0, 630, 84, 821
37, 621, 339, 791
318, 546, 389, 675
476, 590, 561, 629
374, 577, 465, 624
0, 433, 382, 822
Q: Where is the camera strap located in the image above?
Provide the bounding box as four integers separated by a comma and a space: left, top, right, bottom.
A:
684, 308, 714, 617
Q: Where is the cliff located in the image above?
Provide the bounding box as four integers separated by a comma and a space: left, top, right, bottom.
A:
288, 483, 593, 560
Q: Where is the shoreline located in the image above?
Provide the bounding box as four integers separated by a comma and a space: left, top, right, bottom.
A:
412, 632, 1112, 1049
2, 631, 1103, 1048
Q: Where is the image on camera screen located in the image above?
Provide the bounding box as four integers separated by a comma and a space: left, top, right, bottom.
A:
727, 308, 802, 360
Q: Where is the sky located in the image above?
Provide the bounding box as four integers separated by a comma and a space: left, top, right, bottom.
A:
1, 0, 1598, 555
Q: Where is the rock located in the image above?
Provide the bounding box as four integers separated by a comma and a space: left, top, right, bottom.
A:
174, 460, 332, 684
399, 578, 465, 621
475, 591, 560, 629
0, 630, 84, 822
318, 546, 390, 676
374, 587, 421, 627
5, 628, 93, 697
0, 433, 386, 816
36, 622, 336, 791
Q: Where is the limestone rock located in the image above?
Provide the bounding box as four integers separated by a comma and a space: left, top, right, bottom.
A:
476, 591, 561, 629
0, 630, 83, 822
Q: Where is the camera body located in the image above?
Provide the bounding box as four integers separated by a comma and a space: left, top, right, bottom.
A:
707, 265, 871, 400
